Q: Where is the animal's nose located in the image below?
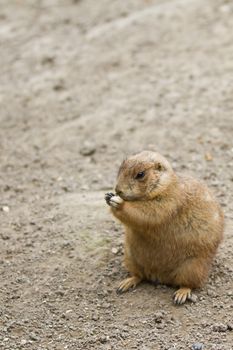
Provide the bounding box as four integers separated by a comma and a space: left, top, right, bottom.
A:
115, 186, 123, 196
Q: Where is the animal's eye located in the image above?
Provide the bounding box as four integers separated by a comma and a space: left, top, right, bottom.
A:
135, 171, 145, 180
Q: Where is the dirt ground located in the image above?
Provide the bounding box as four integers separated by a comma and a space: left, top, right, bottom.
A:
0, 0, 233, 349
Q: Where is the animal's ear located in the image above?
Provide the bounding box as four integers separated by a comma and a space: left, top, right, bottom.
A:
118, 159, 127, 176
154, 162, 163, 171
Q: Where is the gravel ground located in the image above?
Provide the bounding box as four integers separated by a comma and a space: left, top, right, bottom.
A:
0, 0, 232, 349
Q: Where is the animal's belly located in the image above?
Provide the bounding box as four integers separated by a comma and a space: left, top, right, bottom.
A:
129, 238, 179, 283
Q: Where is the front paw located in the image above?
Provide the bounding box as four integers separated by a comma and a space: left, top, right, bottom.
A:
105, 193, 123, 208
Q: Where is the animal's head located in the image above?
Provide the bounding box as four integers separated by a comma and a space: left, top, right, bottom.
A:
115, 151, 177, 201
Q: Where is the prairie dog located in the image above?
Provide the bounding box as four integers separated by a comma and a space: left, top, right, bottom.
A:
105, 151, 224, 304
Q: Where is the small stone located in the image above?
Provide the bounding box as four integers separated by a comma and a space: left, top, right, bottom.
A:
80, 142, 96, 156
2, 206, 9, 213
22, 319, 29, 324
1, 234, 10, 240
227, 323, 233, 331
101, 302, 111, 309
55, 290, 65, 296
41, 56, 55, 65
99, 336, 109, 343
61, 241, 72, 248
189, 293, 198, 303
156, 323, 165, 329
154, 311, 164, 323
20, 339, 27, 345
102, 289, 109, 296
205, 152, 213, 161
69, 325, 76, 331
212, 323, 228, 332
53, 80, 65, 91
111, 247, 118, 254
192, 343, 204, 350
219, 4, 230, 13
29, 333, 39, 341
81, 184, 90, 190
66, 309, 73, 314
92, 313, 99, 321
207, 289, 217, 297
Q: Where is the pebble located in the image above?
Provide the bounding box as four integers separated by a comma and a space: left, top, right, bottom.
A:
1, 234, 10, 240
99, 336, 109, 343
53, 81, 65, 91
156, 323, 165, 329
204, 152, 213, 161
101, 302, 111, 309
29, 333, 39, 341
80, 142, 96, 156
207, 289, 217, 297
219, 4, 230, 13
69, 325, 76, 331
189, 293, 198, 303
92, 313, 99, 321
154, 311, 164, 323
192, 343, 204, 350
2, 206, 10, 213
212, 323, 228, 332
66, 309, 73, 314
55, 290, 65, 296
111, 247, 119, 254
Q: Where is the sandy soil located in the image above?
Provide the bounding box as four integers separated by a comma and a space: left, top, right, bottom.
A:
0, 0, 232, 349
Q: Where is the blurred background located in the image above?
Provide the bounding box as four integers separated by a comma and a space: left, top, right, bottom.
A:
0, 0, 232, 349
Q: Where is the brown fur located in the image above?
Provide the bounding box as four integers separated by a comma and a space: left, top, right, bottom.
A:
106, 151, 224, 304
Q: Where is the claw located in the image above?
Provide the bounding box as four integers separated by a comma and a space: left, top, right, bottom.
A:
105, 193, 123, 208
116, 276, 141, 294
105, 192, 115, 205
173, 288, 191, 305
105, 192, 115, 198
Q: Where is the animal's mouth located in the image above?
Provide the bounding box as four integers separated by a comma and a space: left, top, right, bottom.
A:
118, 194, 132, 201
118, 193, 143, 201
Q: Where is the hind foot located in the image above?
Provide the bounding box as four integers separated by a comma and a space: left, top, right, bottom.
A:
173, 287, 191, 305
